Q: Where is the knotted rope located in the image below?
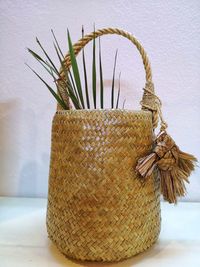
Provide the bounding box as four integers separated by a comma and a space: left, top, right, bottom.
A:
137, 82, 197, 203
141, 81, 168, 131
136, 131, 197, 203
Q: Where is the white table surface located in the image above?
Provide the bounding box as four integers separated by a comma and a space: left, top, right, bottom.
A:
0, 197, 199, 267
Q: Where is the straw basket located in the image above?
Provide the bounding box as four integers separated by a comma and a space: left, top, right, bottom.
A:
46, 28, 162, 262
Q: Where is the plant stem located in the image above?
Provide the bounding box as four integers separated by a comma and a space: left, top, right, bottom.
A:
92, 27, 97, 109
111, 50, 118, 108
82, 26, 90, 109
99, 37, 104, 109
116, 72, 121, 109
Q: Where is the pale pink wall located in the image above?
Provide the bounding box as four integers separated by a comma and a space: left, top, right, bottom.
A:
0, 0, 199, 200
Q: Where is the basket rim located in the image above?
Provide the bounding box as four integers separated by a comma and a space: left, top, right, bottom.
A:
55, 109, 152, 114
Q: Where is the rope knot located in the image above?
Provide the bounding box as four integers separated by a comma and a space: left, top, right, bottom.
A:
140, 82, 162, 129
136, 131, 197, 203
141, 82, 159, 111
154, 131, 175, 158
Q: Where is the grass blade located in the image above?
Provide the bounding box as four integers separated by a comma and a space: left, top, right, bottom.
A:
27, 48, 46, 63
92, 27, 97, 109
122, 99, 126, 109
51, 30, 79, 104
99, 37, 104, 109
82, 26, 90, 109
51, 29, 65, 58
65, 82, 81, 109
67, 29, 85, 108
28, 48, 57, 78
116, 72, 121, 109
53, 43, 81, 109
36, 37, 60, 76
51, 30, 79, 99
52, 43, 71, 106
68, 70, 79, 100
26, 63, 68, 109
49, 67, 66, 105
111, 50, 118, 108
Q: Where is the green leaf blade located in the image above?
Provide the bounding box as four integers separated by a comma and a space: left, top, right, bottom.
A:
116, 72, 121, 109
26, 63, 68, 110
92, 28, 97, 109
53, 43, 81, 109
111, 50, 118, 109
51, 29, 65, 59
67, 30, 85, 109
36, 37, 60, 76
122, 99, 126, 109
99, 37, 104, 109
82, 26, 90, 109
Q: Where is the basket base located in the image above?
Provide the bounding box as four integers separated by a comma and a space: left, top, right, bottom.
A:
47, 229, 160, 262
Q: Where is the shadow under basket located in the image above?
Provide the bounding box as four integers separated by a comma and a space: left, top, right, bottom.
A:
46, 109, 161, 262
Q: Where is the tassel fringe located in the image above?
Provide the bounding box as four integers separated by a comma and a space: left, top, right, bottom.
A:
136, 131, 197, 204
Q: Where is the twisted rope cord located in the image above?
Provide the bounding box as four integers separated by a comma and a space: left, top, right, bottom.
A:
60, 28, 152, 81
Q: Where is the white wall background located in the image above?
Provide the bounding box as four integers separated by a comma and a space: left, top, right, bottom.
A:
0, 0, 199, 200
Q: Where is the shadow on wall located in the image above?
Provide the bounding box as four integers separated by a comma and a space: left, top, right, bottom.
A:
19, 153, 49, 197
0, 99, 49, 197
17, 106, 38, 197
17, 107, 49, 197
0, 99, 21, 196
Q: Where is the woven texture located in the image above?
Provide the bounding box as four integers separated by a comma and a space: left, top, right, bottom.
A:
47, 110, 161, 262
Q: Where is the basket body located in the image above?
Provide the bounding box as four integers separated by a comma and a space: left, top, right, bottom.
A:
46, 109, 161, 262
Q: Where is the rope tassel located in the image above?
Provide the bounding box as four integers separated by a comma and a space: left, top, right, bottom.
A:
136, 131, 197, 204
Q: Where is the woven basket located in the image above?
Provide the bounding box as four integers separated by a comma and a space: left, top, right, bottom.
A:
46, 28, 162, 262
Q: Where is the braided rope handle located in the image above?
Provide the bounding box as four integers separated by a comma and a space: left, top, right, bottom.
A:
58, 27, 167, 131
60, 28, 152, 81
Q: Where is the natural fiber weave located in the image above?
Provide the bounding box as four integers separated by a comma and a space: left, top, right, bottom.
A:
47, 27, 163, 262
47, 110, 161, 261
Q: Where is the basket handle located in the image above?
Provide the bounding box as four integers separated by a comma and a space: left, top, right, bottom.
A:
58, 27, 167, 131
